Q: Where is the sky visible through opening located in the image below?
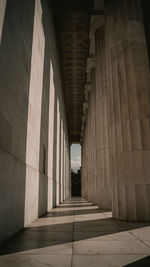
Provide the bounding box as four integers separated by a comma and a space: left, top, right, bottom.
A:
71, 144, 81, 173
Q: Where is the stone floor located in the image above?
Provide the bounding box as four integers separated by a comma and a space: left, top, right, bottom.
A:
0, 198, 150, 266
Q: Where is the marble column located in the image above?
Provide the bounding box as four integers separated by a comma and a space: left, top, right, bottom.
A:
81, 66, 97, 204
95, 26, 112, 209
82, 128, 87, 199
81, 84, 91, 201
81, 136, 86, 198
105, 0, 150, 221
90, 68, 97, 204
87, 95, 92, 201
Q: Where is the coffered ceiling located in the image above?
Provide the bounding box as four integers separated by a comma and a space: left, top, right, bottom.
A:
52, 0, 104, 143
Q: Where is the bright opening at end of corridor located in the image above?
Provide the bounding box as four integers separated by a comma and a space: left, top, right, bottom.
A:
71, 144, 81, 197
71, 144, 81, 173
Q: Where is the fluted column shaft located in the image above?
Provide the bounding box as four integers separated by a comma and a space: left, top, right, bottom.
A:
87, 94, 92, 201
82, 114, 89, 200
95, 26, 112, 209
90, 68, 97, 203
105, 0, 150, 221
81, 67, 96, 203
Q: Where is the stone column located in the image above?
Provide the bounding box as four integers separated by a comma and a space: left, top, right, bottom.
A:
63, 133, 66, 201
56, 101, 61, 206
105, 0, 150, 221
87, 90, 91, 201
81, 138, 85, 198
82, 122, 89, 200
60, 121, 64, 203
69, 144, 71, 199
81, 82, 92, 201
95, 26, 112, 209
90, 68, 97, 204
85, 58, 96, 203
64, 140, 66, 200
81, 127, 86, 199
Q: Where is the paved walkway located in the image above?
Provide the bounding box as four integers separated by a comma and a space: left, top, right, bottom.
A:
0, 198, 150, 266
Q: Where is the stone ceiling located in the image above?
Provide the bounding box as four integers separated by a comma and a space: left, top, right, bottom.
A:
52, 0, 104, 143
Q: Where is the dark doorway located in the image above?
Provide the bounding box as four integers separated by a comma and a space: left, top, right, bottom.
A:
71, 144, 81, 197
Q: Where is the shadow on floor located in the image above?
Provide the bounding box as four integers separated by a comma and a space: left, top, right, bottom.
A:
124, 256, 150, 266
56, 204, 96, 208
0, 214, 149, 255
42, 208, 109, 217
61, 201, 88, 204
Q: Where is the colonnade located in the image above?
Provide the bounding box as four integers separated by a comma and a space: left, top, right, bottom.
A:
82, 0, 150, 221
1, 0, 150, 247
0, 0, 70, 243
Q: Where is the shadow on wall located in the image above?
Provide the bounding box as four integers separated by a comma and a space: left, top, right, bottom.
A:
0, 0, 35, 242
52, 87, 57, 208
38, 0, 64, 214
38, 0, 51, 217
0, 0, 66, 243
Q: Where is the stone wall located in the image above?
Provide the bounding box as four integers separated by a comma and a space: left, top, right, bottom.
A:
0, 0, 70, 243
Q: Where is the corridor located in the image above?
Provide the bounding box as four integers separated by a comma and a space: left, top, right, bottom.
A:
0, 198, 150, 266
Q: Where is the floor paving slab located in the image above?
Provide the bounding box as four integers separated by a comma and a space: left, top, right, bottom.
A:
0, 198, 150, 266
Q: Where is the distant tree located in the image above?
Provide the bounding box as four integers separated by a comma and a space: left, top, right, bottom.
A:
71, 168, 81, 196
